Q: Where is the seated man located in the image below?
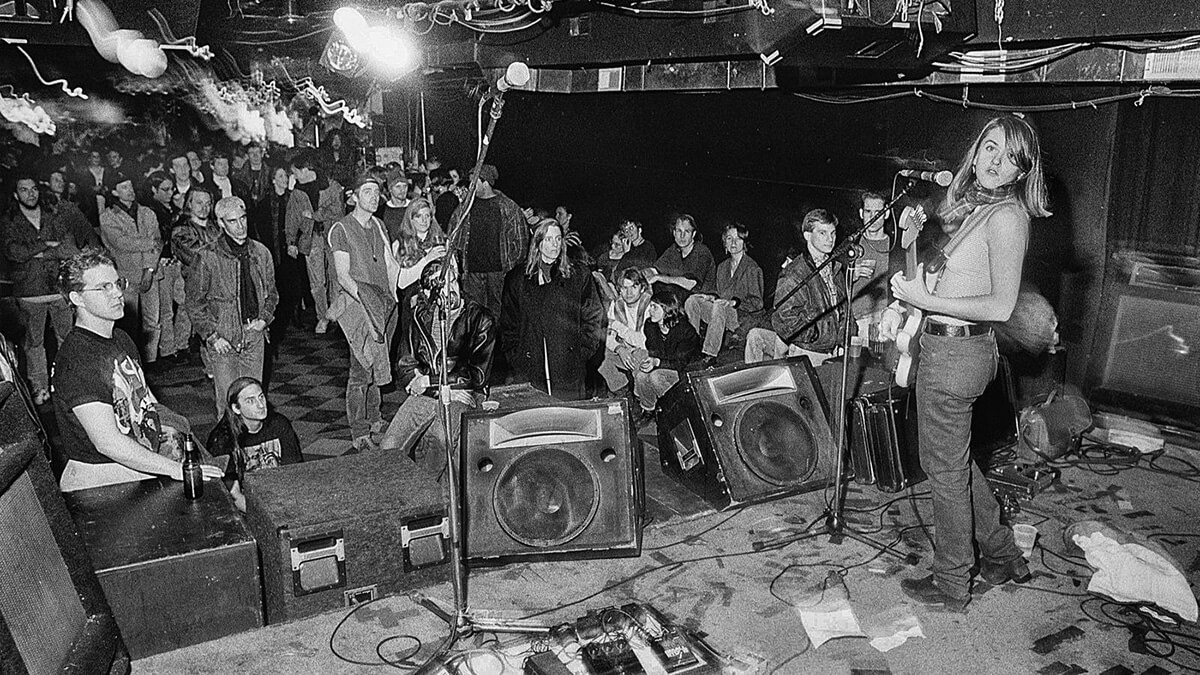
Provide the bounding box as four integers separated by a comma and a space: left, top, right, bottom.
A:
379, 257, 495, 480
597, 267, 653, 397
53, 249, 223, 492
683, 222, 764, 366
645, 213, 714, 298
744, 209, 845, 366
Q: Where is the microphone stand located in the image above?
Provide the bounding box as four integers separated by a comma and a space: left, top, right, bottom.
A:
413, 79, 555, 675
771, 181, 922, 564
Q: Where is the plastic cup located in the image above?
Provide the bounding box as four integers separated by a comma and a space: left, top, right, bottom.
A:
1012, 523, 1038, 558
849, 336, 864, 359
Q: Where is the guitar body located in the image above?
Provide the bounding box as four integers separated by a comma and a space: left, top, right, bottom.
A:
893, 205, 927, 388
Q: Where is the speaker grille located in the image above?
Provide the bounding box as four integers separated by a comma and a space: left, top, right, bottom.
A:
0, 473, 88, 675
493, 447, 601, 547
734, 400, 818, 486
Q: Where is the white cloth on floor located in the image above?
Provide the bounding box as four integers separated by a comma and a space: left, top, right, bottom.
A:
1073, 531, 1198, 622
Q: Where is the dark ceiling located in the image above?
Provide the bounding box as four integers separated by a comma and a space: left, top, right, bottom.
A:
2, 0, 1200, 105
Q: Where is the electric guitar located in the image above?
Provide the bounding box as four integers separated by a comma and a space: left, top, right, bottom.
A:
893, 205, 927, 387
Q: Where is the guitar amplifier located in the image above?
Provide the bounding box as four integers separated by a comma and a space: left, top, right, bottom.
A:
847, 385, 926, 493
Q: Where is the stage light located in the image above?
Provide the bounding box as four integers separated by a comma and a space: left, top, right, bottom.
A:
333, 7, 370, 50
364, 25, 418, 78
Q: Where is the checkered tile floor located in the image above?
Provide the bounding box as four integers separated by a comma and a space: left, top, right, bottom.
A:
148, 320, 714, 523
150, 322, 401, 460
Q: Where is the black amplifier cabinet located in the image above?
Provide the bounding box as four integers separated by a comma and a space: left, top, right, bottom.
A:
243, 453, 449, 624
847, 386, 925, 493
63, 477, 261, 659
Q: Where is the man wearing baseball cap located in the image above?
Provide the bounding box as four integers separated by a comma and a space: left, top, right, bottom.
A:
327, 174, 401, 452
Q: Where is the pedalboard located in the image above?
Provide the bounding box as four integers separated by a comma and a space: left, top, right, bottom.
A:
986, 463, 1058, 501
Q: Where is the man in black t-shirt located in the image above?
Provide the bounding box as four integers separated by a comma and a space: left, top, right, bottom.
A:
450, 164, 527, 320
52, 249, 223, 492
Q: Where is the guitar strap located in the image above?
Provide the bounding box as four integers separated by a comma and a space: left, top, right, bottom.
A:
928, 201, 1008, 296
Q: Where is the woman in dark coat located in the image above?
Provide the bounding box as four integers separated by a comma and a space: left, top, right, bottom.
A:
634, 289, 701, 426
501, 218, 604, 400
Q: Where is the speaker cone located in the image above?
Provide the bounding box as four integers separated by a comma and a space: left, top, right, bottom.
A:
492, 447, 601, 547
734, 400, 818, 486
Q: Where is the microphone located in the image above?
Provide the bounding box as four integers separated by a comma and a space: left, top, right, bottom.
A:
834, 243, 864, 264
899, 169, 953, 187
495, 62, 530, 93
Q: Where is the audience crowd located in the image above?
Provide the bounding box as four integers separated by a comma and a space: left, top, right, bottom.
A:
0, 131, 897, 496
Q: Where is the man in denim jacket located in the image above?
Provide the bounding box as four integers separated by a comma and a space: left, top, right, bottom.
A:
187, 196, 278, 417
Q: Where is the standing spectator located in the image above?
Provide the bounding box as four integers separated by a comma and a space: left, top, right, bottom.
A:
286, 151, 345, 334
168, 149, 198, 211
596, 267, 653, 397
187, 197, 277, 417
379, 171, 410, 243
392, 197, 448, 365
646, 214, 714, 298
77, 149, 109, 226
500, 218, 603, 401
1, 173, 84, 404
44, 168, 100, 248
453, 164, 527, 321
236, 141, 273, 207
99, 174, 165, 370
258, 166, 302, 333
429, 168, 458, 228
684, 222, 764, 366
850, 190, 896, 328
328, 176, 400, 452
207, 150, 250, 205
144, 172, 187, 363
634, 289, 701, 427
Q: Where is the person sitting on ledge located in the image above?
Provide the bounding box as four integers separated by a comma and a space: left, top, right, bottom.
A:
53, 249, 223, 493
684, 222, 764, 368
633, 289, 701, 428
380, 256, 495, 481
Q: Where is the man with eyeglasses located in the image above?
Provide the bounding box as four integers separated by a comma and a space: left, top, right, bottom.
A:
1, 172, 87, 405
186, 197, 278, 417
52, 249, 225, 492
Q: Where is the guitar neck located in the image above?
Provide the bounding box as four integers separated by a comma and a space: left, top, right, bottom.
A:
905, 243, 919, 281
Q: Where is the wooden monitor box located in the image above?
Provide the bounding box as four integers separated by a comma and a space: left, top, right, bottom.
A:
243, 453, 449, 625
63, 477, 262, 659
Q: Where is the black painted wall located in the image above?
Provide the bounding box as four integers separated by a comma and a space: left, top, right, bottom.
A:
415, 84, 1121, 391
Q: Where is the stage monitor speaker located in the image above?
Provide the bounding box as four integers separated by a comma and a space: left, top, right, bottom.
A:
657, 356, 836, 510
0, 348, 128, 674
460, 399, 643, 565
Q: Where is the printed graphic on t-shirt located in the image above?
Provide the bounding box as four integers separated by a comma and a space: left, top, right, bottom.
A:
110, 353, 160, 452
241, 438, 284, 473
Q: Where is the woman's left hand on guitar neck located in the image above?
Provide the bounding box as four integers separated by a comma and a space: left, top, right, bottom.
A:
890, 263, 937, 312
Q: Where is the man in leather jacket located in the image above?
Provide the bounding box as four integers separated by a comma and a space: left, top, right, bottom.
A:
379, 256, 495, 480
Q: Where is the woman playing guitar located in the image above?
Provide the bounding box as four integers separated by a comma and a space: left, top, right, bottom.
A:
881, 115, 1051, 611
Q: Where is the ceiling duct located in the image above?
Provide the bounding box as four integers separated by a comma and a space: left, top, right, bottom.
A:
450, 0, 975, 85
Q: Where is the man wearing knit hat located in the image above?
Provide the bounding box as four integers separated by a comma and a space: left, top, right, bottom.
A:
450, 164, 526, 321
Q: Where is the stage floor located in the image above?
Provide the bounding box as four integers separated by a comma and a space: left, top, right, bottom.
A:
132, 323, 1200, 674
